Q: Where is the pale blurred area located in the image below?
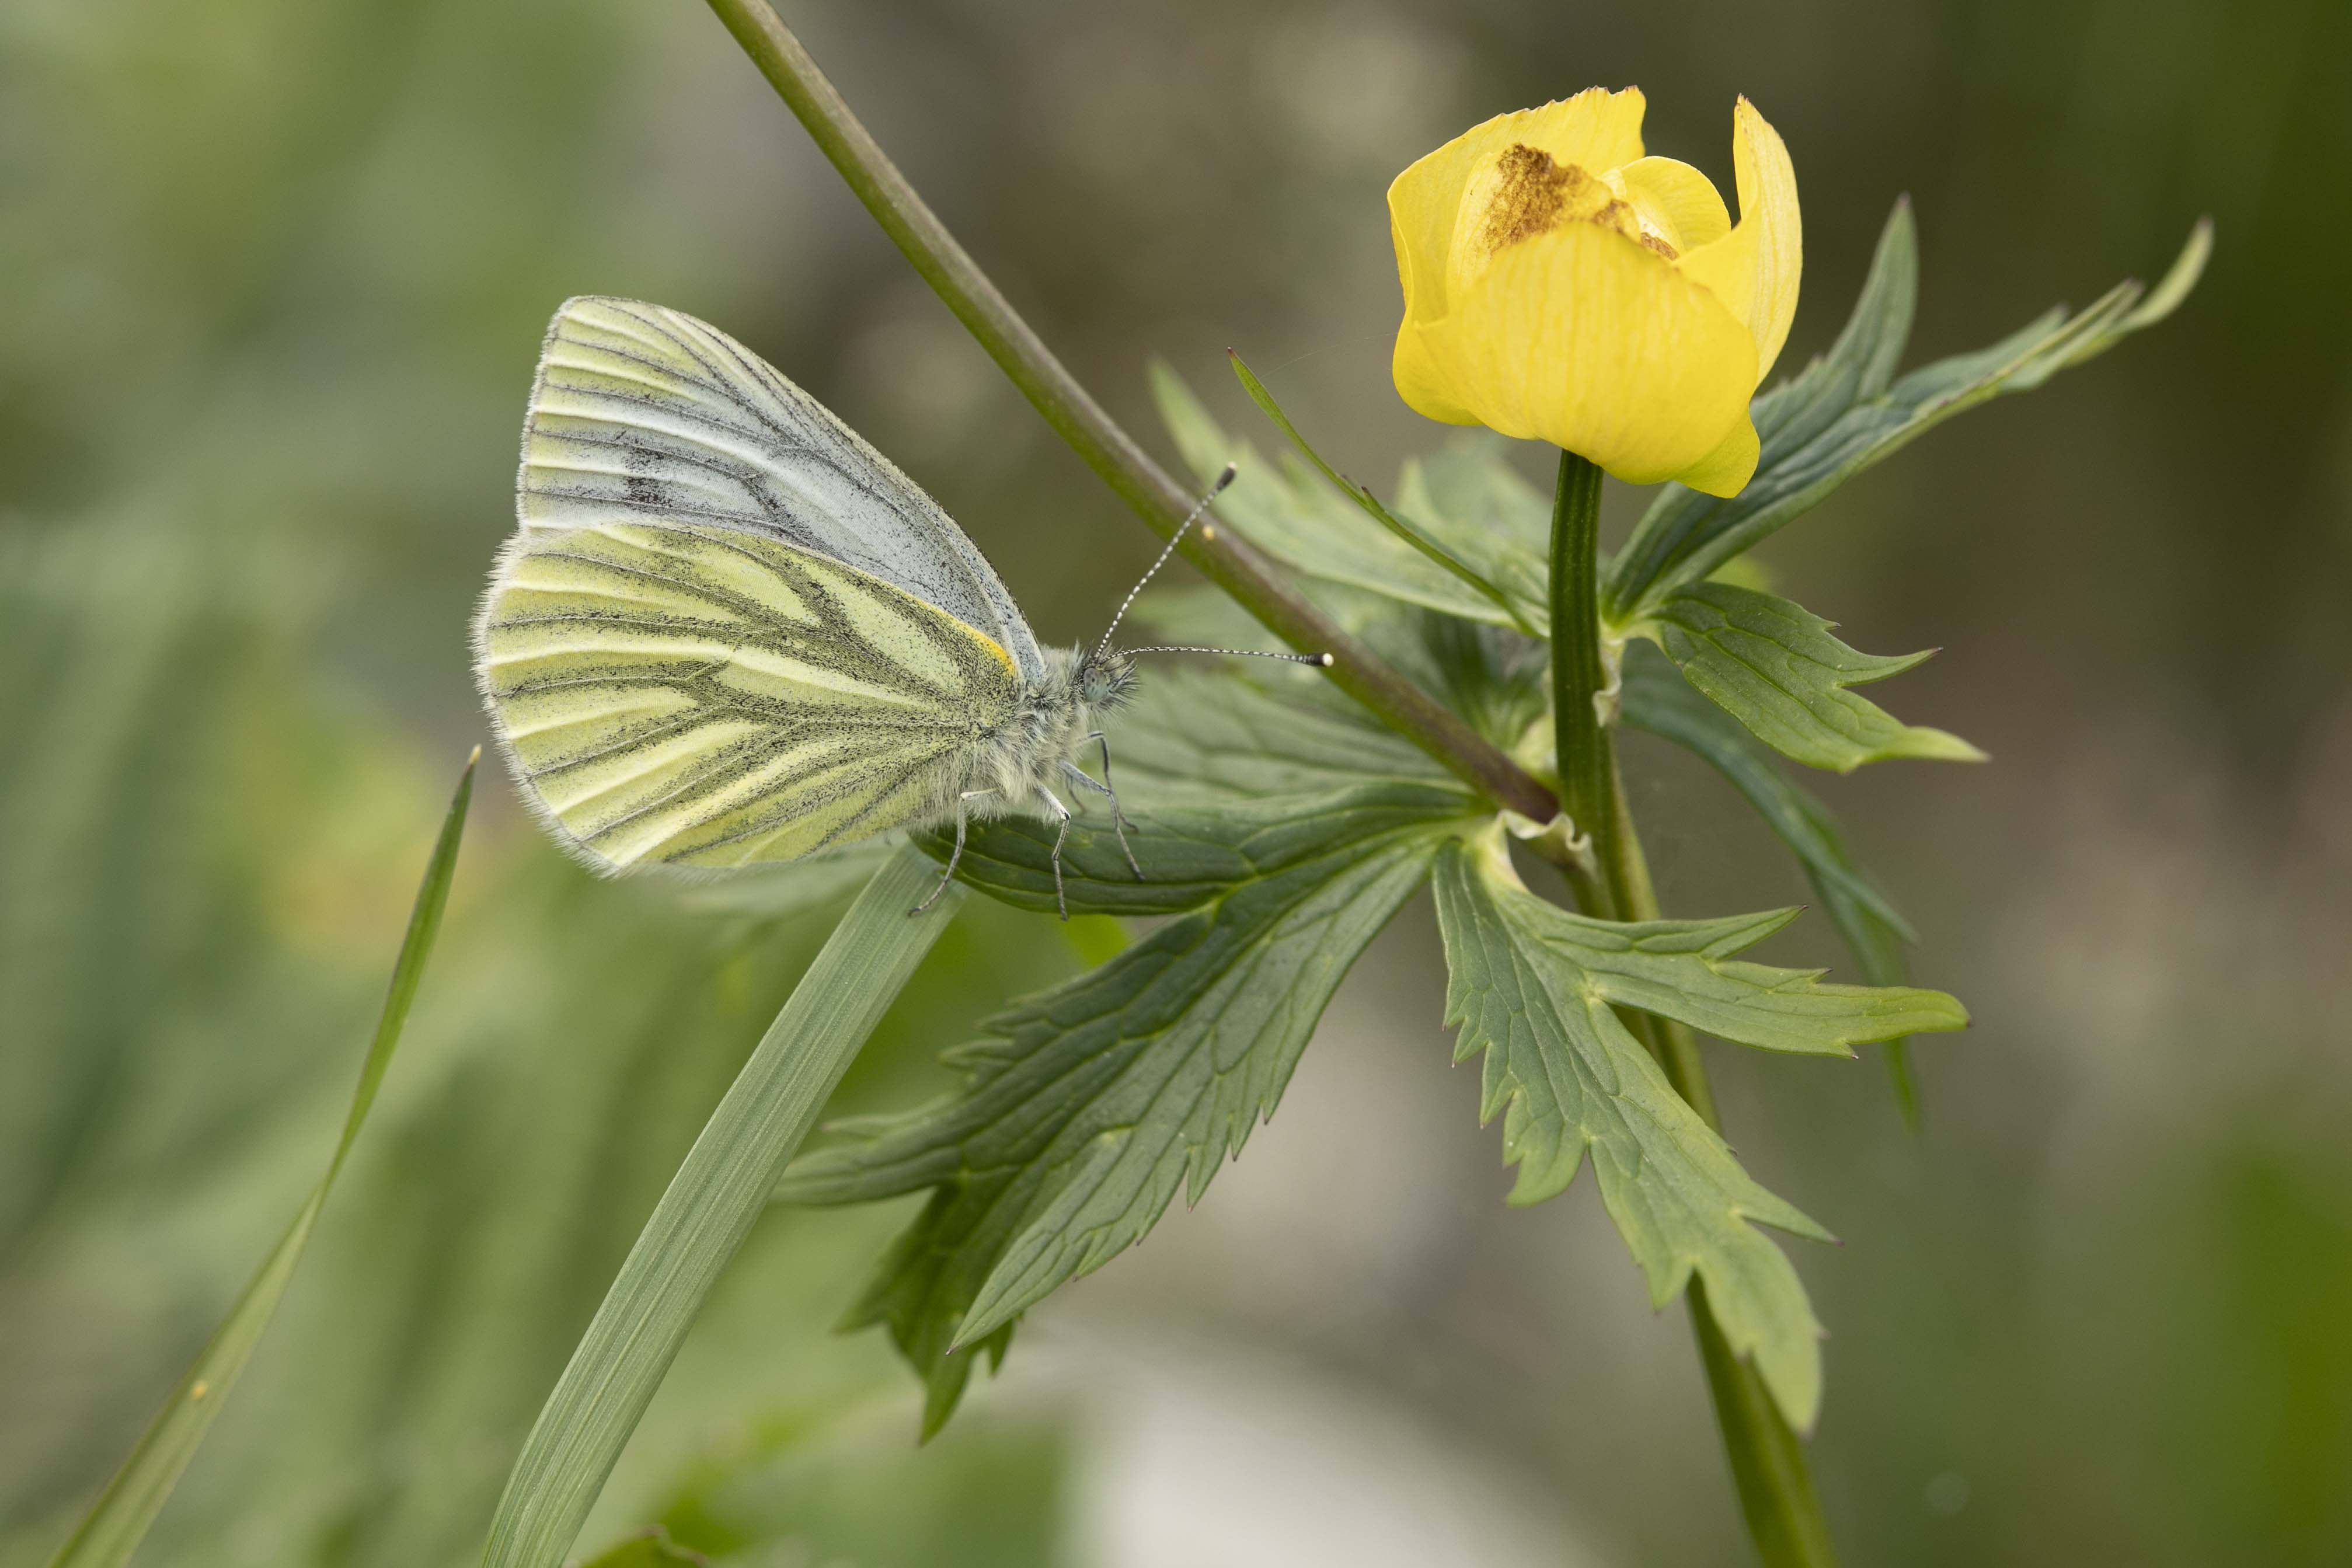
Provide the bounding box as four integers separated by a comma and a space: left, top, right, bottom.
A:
4, 1, 2348, 1564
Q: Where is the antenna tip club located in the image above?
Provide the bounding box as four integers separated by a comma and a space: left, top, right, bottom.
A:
1316, 652, 1334, 667
1212, 462, 1237, 493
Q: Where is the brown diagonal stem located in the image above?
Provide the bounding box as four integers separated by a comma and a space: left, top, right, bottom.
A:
702, 0, 1557, 827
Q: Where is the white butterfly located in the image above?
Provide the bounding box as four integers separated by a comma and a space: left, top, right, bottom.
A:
472, 297, 1291, 915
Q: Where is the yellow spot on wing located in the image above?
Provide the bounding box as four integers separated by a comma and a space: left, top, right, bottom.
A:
970, 628, 1015, 678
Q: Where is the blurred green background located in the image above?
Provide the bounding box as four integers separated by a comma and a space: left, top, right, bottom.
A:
4, 0, 2348, 1563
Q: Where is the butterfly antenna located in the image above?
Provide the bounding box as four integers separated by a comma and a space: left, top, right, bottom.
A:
1093, 463, 1236, 662
1126, 646, 1334, 667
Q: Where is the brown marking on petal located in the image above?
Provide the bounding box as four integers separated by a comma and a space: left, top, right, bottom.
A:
1468, 146, 1643, 266
1637, 231, 1679, 259
1476, 144, 1576, 252
1450, 144, 1654, 299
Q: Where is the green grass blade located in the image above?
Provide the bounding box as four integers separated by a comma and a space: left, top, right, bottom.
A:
46, 747, 479, 1568
479, 841, 963, 1568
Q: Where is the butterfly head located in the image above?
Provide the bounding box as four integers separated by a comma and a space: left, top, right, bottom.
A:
1074, 647, 1140, 712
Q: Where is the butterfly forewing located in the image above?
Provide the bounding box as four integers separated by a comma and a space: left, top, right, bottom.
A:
521, 296, 1048, 682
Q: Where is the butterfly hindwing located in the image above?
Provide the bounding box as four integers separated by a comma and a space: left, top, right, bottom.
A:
520, 295, 1050, 684
476, 515, 1022, 873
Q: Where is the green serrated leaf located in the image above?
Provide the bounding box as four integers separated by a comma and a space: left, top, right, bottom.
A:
1607, 210, 2210, 620
1430, 834, 1825, 1426
1137, 586, 1551, 768
780, 785, 1466, 1437
1652, 581, 1986, 772
926, 775, 1468, 921
1621, 646, 1927, 1116
479, 842, 963, 1568
48, 750, 477, 1568
1431, 831, 1964, 1428
1149, 362, 1546, 632
1107, 664, 1453, 800
915, 665, 1467, 918
1481, 856, 1962, 1062
1622, 646, 1913, 943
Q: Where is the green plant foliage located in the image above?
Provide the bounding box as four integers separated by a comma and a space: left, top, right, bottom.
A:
1621, 649, 1915, 953
1618, 648, 1925, 1113
479, 845, 968, 1568
44, 752, 476, 1568
780, 674, 1479, 1434
0, 511, 1070, 1567
1149, 362, 1551, 633
1605, 203, 2212, 621
779, 620, 1966, 1437
1430, 829, 1966, 1427
1226, 351, 1536, 634
1431, 837, 1821, 1424
1650, 581, 1985, 772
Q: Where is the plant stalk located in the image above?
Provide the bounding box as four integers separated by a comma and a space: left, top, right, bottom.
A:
1548, 448, 1834, 1566
1548, 454, 1609, 865
700, 4, 1824, 1555
701, 0, 1557, 827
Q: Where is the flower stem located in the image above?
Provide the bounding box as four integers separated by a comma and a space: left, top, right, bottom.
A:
1549, 449, 1836, 1567
1548, 454, 1609, 864
702, 0, 1559, 827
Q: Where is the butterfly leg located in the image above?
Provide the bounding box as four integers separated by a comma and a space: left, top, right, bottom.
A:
1088, 730, 1144, 880
1061, 761, 1142, 881
910, 789, 994, 917
1060, 761, 1143, 883
1038, 785, 1073, 921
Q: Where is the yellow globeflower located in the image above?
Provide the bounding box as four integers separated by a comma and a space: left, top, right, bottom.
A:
1389, 89, 1800, 497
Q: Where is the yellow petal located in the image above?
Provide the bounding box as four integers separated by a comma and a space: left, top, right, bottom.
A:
1414, 219, 1758, 485
1388, 87, 1646, 326
1675, 218, 1759, 332
1447, 155, 1630, 305
1611, 156, 1731, 255
1391, 259, 1480, 427
1676, 98, 1802, 379
1673, 412, 1761, 498
1508, 86, 1648, 175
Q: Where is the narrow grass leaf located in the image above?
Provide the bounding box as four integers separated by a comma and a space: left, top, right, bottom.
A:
47, 748, 479, 1568
479, 841, 960, 1568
